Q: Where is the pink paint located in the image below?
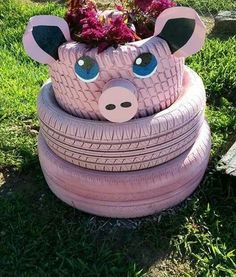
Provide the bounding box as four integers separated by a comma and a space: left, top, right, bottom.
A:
49, 37, 184, 120
38, 121, 211, 218
22, 7, 210, 218
38, 67, 206, 171
23, 15, 71, 64
154, 7, 206, 57
23, 7, 206, 122
99, 79, 138, 122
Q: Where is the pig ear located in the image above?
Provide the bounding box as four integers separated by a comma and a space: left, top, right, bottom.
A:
154, 7, 206, 58
23, 15, 71, 64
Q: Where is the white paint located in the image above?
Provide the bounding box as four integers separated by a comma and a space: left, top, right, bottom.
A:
133, 66, 157, 79
75, 72, 100, 83
135, 57, 142, 65
78, 59, 85, 66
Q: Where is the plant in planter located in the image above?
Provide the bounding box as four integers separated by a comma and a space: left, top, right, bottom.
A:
23, 0, 211, 218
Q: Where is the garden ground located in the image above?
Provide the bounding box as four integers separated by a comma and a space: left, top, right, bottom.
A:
0, 0, 236, 276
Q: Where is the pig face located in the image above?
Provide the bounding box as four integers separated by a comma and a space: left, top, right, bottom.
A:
23, 7, 206, 123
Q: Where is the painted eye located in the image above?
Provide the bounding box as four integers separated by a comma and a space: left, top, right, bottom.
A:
133, 53, 158, 78
74, 56, 99, 83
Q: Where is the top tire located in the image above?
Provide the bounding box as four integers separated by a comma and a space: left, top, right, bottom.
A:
49, 37, 184, 120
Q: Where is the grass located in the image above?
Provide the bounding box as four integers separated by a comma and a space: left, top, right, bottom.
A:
178, 0, 235, 14
0, 0, 236, 276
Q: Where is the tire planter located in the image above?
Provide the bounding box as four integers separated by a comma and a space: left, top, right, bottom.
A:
23, 7, 210, 218
38, 67, 206, 172
50, 36, 184, 120
38, 120, 211, 218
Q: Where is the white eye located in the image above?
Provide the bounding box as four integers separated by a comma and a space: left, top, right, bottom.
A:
78, 59, 85, 66
135, 57, 142, 65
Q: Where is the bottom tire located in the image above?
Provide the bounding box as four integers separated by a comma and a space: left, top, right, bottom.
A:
38, 121, 211, 218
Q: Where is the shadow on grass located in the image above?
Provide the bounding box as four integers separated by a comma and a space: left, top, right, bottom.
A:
0, 152, 194, 275
209, 28, 236, 41
0, 165, 179, 273
0, 149, 236, 275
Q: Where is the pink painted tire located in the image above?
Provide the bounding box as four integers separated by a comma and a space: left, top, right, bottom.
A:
38, 120, 211, 218
38, 67, 206, 172
49, 36, 184, 120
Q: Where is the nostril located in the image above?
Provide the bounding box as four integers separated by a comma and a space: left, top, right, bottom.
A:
121, 102, 132, 108
105, 104, 116, 110
99, 79, 138, 122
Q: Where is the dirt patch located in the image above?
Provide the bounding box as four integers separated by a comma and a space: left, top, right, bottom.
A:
0, 167, 41, 196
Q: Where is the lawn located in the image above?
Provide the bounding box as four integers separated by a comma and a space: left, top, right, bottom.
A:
0, 0, 236, 276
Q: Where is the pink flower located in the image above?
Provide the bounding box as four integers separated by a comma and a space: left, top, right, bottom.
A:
64, 0, 177, 52
79, 9, 106, 43
106, 16, 136, 45
134, 0, 153, 11
115, 4, 124, 11
147, 0, 177, 17
65, 0, 98, 38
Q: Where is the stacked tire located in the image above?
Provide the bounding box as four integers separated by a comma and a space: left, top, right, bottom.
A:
37, 66, 211, 218
21, 7, 211, 218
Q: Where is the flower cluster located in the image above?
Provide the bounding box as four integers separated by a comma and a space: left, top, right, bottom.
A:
65, 0, 177, 52
146, 0, 177, 18
133, 0, 177, 37
134, 0, 153, 11
65, 0, 97, 37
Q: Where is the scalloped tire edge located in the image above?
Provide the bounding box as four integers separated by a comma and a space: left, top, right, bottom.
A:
38, 120, 211, 218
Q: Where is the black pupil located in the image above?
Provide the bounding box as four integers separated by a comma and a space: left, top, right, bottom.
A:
121, 102, 132, 108
79, 57, 95, 71
105, 104, 116, 110
136, 53, 152, 66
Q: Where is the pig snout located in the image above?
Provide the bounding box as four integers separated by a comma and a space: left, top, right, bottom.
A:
98, 79, 138, 123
